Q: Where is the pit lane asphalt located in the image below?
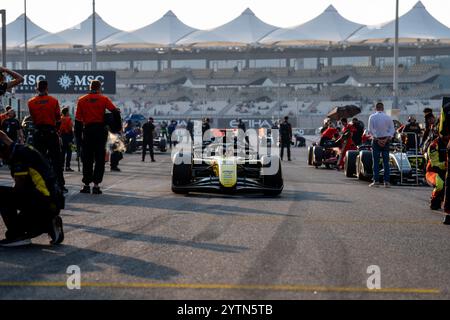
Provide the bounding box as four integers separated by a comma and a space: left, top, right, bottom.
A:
0, 146, 449, 300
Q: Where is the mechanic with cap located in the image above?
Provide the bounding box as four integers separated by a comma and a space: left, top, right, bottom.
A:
320, 122, 339, 147
426, 135, 448, 211
399, 116, 422, 151
1, 108, 24, 144
0, 130, 64, 247
27, 80, 66, 192
439, 100, 450, 224
76, 80, 119, 195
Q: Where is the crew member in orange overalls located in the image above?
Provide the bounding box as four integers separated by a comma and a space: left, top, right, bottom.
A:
76, 80, 119, 195
27, 80, 66, 192
60, 107, 74, 172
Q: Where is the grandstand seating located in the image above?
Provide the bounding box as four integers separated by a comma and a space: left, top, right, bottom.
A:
14, 62, 446, 123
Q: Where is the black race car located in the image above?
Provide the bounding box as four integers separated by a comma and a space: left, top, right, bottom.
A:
344, 143, 426, 185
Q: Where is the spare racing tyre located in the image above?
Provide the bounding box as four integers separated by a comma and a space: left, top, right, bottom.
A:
344, 150, 358, 178
307, 146, 313, 166
171, 152, 192, 194
313, 146, 324, 167
357, 150, 373, 181
262, 156, 283, 197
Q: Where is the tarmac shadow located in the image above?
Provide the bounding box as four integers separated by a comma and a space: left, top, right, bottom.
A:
65, 223, 248, 254
0, 243, 181, 286
68, 191, 295, 218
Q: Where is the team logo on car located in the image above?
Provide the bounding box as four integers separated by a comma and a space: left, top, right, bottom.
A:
57, 74, 74, 90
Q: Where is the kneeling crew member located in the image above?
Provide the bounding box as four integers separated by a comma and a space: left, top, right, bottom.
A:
27, 80, 66, 192
426, 136, 448, 210
439, 101, 450, 224
76, 80, 119, 195
0, 131, 64, 247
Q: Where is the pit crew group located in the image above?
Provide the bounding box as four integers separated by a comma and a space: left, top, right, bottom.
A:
318, 101, 450, 224
0, 67, 123, 247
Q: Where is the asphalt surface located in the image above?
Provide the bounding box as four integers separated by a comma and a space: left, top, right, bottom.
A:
0, 145, 449, 300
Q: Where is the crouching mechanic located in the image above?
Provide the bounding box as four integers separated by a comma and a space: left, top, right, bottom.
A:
0, 131, 64, 247
426, 136, 448, 210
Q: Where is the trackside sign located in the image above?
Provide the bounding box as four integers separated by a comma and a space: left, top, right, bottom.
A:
11, 70, 116, 94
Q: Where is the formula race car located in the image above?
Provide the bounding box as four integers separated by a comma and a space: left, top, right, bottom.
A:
171, 130, 283, 196
344, 143, 426, 185
134, 132, 167, 153
307, 142, 340, 169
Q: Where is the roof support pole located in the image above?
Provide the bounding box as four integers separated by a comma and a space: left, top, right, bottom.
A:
1, 10, 6, 67
393, 0, 400, 109
92, 0, 97, 71
24, 0, 28, 70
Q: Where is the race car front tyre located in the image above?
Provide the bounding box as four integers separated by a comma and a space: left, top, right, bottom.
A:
171, 154, 192, 194
313, 146, 324, 167
357, 151, 373, 181
307, 147, 313, 166
263, 157, 283, 197
344, 150, 358, 178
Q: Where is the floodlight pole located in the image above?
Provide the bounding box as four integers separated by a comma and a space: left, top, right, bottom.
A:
393, 0, 399, 109
278, 58, 281, 120
24, 0, 28, 70
92, 0, 97, 71
1, 10, 6, 67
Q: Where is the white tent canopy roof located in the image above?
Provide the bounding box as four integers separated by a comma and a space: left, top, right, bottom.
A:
261, 5, 363, 45
349, 1, 450, 43
99, 10, 197, 48
6, 2, 450, 50
2, 14, 49, 48
177, 8, 277, 46
27, 13, 121, 48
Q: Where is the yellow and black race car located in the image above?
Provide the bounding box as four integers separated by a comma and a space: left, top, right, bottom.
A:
171, 129, 283, 196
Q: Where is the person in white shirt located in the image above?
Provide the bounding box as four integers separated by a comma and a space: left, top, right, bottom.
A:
368, 102, 395, 188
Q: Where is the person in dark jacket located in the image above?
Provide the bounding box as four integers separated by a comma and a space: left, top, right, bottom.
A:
422, 108, 435, 148
237, 119, 246, 132
399, 116, 422, 151
201, 117, 210, 138
279, 116, 292, 161
1, 109, 24, 144
142, 117, 155, 162
186, 118, 194, 140
168, 120, 178, 148
351, 118, 365, 146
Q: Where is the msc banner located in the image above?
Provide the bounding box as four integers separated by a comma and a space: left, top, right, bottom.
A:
12, 70, 116, 94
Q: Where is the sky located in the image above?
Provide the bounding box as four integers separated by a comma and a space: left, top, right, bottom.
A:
0, 0, 449, 32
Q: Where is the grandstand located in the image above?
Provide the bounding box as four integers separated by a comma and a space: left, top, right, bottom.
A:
3, 1, 450, 128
